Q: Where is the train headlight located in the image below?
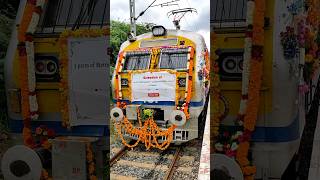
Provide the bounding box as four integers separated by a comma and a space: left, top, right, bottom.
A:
35, 55, 60, 82
178, 78, 186, 87
152, 25, 167, 37
35, 60, 58, 75
169, 110, 186, 127
46, 61, 57, 74
35, 61, 45, 74
223, 58, 237, 73
121, 78, 129, 87
110, 107, 124, 122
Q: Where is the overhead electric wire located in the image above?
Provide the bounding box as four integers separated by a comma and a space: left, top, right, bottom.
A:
135, 0, 158, 20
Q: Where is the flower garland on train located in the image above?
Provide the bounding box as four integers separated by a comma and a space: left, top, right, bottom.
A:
211, 32, 222, 149
19, 0, 43, 147
17, 0, 55, 179
237, 0, 265, 178
280, 0, 320, 94
113, 46, 195, 150
86, 143, 98, 180
213, 0, 265, 179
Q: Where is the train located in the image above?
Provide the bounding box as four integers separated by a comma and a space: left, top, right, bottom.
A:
1, 0, 110, 179
211, 0, 318, 179
110, 25, 210, 147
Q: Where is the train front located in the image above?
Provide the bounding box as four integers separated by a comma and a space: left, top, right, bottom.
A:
111, 26, 210, 149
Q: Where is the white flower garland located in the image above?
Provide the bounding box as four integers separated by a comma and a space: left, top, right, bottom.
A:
36, 0, 46, 7
25, 0, 46, 120
25, 41, 39, 120
238, 1, 255, 119
247, 1, 255, 25
27, 12, 40, 33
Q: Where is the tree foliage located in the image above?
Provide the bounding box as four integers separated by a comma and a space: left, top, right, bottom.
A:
0, 0, 19, 59
0, 0, 18, 129
110, 20, 150, 65
0, 15, 14, 59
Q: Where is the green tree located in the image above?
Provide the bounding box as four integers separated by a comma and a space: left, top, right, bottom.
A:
0, 0, 18, 131
0, 14, 14, 58
110, 20, 150, 65
0, 0, 19, 58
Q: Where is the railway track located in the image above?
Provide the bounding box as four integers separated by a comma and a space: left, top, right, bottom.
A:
110, 140, 202, 180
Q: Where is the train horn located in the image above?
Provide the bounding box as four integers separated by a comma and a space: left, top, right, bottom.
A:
169, 110, 187, 127
110, 107, 124, 122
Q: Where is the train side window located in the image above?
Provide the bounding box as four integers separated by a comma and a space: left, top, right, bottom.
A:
123, 52, 151, 71
159, 48, 189, 70
37, 0, 109, 34
211, 0, 246, 30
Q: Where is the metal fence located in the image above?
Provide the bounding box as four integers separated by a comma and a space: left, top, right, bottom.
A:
36, 0, 109, 35
211, 0, 247, 30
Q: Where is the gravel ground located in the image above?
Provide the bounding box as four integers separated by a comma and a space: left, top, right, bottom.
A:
110, 143, 176, 179
172, 140, 202, 180
110, 138, 203, 180
112, 164, 166, 180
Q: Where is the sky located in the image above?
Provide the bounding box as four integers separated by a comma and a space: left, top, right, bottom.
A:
110, 0, 210, 49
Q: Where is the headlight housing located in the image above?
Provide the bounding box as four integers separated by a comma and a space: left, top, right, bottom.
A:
152, 25, 167, 37
178, 78, 186, 87
121, 78, 129, 87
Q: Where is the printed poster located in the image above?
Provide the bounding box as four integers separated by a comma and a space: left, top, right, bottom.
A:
68, 36, 109, 126
131, 71, 176, 102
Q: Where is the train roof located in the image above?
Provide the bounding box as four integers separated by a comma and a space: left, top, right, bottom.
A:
119, 29, 207, 52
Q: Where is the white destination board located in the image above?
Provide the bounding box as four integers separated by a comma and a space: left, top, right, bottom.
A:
131, 71, 176, 102
68, 36, 109, 126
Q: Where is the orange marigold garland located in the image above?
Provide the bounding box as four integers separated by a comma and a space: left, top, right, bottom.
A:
36, 125, 55, 180
86, 143, 97, 180
115, 109, 177, 150
236, 0, 265, 179
211, 32, 221, 150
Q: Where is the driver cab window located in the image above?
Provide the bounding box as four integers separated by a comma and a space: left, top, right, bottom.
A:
37, 0, 109, 34
159, 48, 189, 70
211, 0, 246, 30
123, 52, 151, 71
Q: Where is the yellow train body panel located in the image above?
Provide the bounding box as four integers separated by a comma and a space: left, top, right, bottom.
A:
12, 37, 61, 113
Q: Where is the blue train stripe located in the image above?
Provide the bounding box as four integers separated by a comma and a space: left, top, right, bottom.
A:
252, 113, 300, 142
112, 99, 205, 107
8, 113, 300, 142
8, 119, 108, 137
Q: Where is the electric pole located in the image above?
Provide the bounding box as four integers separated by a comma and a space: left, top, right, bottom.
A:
128, 0, 180, 40
129, 0, 137, 38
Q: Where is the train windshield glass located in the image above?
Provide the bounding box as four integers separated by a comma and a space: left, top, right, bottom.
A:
159, 48, 189, 70
37, 0, 109, 34
123, 51, 151, 70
